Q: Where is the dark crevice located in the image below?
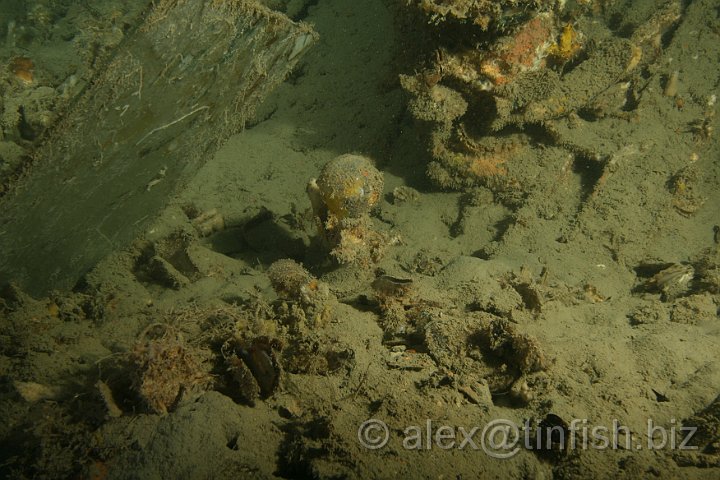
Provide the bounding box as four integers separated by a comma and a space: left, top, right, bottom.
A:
290, 0, 320, 21
572, 154, 605, 204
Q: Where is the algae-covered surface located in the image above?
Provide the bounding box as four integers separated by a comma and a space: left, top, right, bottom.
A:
1, 0, 720, 478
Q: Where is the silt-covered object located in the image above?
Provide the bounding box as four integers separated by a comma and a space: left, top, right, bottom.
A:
0, 0, 316, 295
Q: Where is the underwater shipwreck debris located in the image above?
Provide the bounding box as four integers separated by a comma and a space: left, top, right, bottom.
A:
0, 0, 317, 296
1, 75, 60, 147
131, 323, 211, 414
400, 11, 557, 188
223, 335, 282, 405
268, 259, 318, 301
189, 208, 226, 237
281, 336, 356, 377
415, 0, 561, 30
421, 310, 550, 405
267, 258, 336, 329
401, 0, 686, 191
372, 274, 415, 299
477, 317, 549, 375
372, 274, 417, 335
670, 163, 706, 217
635, 262, 695, 300
399, 74, 468, 125
471, 12, 556, 90
307, 154, 389, 265
133, 231, 200, 289
314, 154, 384, 220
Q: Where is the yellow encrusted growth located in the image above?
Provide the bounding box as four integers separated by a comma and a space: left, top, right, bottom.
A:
548, 23, 582, 64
